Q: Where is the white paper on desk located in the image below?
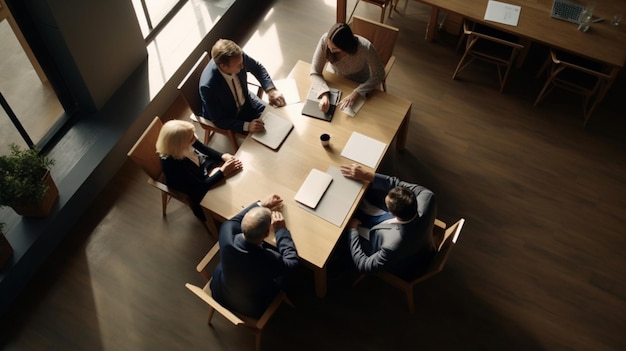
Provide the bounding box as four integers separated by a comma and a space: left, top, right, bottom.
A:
265, 78, 300, 105
341, 132, 387, 168
484, 0, 521, 26
341, 94, 366, 117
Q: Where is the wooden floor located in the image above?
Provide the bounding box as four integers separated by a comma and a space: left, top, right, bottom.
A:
2, 1, 625, 350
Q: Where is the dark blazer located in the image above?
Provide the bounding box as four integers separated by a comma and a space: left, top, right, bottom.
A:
210, 203, 298, 318
199, 52, 275, 133
160, 140, 224, 220
349, 173, 437, 280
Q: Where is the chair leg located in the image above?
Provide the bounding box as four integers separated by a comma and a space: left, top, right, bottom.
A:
226, 132, 239, 152
406, 286, 415, 314
203, 129, 214, 145
208, 307, 216, 325
452, 52, 473, 80
534, 75, 556, 106
254, 331, 262, 351
161, 192, 169, 216
380, 6, 386, 23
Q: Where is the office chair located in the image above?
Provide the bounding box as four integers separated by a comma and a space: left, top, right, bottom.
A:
350, 15, 399, 92
452, 21, 524, 92
348, 0, 399, 24
353, 218, 465, 313
127, 116, 219, 238
185, 242, 293, 351
177, 52, 246, 152
534, 49, 612, 125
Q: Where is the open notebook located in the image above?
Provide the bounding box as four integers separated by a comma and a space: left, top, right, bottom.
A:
251, 111, 293, 150
294, 169, 333, 209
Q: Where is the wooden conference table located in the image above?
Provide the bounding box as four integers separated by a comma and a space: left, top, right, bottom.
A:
200, 60, 412, 298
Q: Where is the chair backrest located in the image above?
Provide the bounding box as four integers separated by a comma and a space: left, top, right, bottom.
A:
190, 242, 287, 328
178, 51, 210, 117
350, 15, 399, 66
127, 116, 163, 181
431, 218, 465, 273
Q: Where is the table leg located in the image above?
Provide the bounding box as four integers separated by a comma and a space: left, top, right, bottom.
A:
516, 38, 532, 69
425, 7, 440, 41
396, 104, 411, 151
314, 266, 328, 298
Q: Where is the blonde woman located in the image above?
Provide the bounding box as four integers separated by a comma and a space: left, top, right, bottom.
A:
156, 120, 242, 220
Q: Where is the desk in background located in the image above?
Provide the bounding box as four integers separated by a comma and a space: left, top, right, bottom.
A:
201, 60, 412, 298
336, 0, 625, 104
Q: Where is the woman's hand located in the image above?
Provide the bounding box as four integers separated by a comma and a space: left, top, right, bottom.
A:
221, 153, 235, 161
318, 93, 330, 113
220, 157, 242, 177
338, 91, 360, 110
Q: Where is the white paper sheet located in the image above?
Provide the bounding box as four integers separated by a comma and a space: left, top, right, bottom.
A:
340, 132, 387, 168
484, 0, 522, 26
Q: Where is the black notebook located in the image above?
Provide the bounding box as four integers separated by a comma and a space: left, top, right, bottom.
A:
301, 87, 342, 122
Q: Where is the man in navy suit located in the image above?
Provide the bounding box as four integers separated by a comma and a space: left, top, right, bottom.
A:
210, 194, 298, 318
340, 164, 437, 280
199, 39, 286, 134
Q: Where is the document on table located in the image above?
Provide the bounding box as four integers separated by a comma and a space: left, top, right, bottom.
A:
251, 111, 293, 150
484, 0, 521, 26
340, 132, 387, 168
298, 166, 363, 227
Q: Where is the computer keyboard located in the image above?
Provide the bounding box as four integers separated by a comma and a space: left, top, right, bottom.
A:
551, 0, 584, 23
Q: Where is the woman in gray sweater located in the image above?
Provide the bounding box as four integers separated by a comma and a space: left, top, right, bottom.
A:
310, 22, 385, 113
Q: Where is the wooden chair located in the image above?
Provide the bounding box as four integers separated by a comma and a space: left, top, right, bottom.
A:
177, 52, 244, 152
350, 15, 399, 92
353, 218, 465, 313
127, 116, 218, 238
185, 242, 292, 351
534, 49, 612, 126
452, 21, 524, 92
349, 0, 399, 24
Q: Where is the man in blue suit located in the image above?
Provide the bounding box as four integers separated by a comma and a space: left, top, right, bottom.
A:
340, 164, 437, 280
210, 194, 298, 318
199, 39, 286, 134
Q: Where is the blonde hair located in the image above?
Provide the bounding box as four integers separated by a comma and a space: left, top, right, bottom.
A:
211, 39, 242, 66
156, 120, 195, 159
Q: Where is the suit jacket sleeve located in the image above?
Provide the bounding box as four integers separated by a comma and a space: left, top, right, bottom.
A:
243, 52, 275, 92
349, 227, 397, 273
273, 227, 299, 271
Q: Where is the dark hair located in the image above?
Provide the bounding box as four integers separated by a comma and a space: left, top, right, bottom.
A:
387, 187, 417, 220
324, 23, 358, 62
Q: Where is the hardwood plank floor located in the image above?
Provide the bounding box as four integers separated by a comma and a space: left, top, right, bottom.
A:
1, 0, 625, 350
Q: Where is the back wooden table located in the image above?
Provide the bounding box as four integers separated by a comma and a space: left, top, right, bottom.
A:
412, 0, 626, 101
200, 60, 412, 298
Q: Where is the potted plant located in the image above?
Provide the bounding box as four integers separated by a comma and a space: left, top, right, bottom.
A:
0, 143, 58, 217
0, 222, 12, 268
